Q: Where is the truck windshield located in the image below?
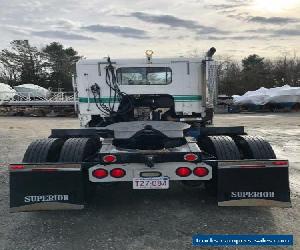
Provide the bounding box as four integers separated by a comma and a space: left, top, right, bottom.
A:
116, 67, 172, 85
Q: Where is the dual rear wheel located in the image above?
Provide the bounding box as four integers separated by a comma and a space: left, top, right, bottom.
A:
23, 137, 101, 200
23, 135, 276, 163
197, 135, 276, 194
23, 138, 100, 163
198, 135, 276, 160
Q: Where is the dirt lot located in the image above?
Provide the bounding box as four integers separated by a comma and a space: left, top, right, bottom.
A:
0, 113, 299, 250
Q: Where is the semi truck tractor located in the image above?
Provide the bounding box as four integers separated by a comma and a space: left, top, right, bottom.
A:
9, 48, 291, 212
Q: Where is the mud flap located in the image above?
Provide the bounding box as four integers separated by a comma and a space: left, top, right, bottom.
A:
10, 164, 85, 212
217, 161, 291, 207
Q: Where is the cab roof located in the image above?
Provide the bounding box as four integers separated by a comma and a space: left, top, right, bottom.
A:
77, 57, 204, 65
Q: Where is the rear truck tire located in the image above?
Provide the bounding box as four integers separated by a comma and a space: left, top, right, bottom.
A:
197, 135, 241, 195
59, 137, 100, 162
198, 135, 241, 160
23, 138, 64, 163
59, 138, 101, 201
234, 135, 276, 159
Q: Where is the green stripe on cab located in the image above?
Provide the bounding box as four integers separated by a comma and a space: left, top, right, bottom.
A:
78, 95, 202, 103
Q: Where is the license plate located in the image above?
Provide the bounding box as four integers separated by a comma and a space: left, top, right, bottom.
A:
133, 177, 169, 189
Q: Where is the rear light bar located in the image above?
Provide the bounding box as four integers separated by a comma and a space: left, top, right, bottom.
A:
234, 160, 288, 168
31, 168, 58, 172
184, 153, 198, 162
9, 165, 68, 172
10, 165, 25, 170
240, 164, 266, 168
272, 161, 288, 166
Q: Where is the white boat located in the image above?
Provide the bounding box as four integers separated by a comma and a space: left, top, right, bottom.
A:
14, 84, 50, 99
268, 86, 300, 104
0, 83, 17, 103
233, 85, 300, 106
233, 87, 270, 105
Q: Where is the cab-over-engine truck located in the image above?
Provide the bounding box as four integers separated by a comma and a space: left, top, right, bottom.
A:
10, 48, 291, 212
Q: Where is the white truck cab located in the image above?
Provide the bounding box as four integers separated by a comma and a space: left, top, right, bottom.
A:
74, 49, 217, 127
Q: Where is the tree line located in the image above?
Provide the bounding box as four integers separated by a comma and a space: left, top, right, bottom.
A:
218, 54, 300, 96
0, 40, 81, 91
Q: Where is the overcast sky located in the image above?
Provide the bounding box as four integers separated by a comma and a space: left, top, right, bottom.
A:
1, 0, 300, 59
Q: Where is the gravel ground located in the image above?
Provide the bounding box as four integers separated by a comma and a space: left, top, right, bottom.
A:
0, 113, 299, 250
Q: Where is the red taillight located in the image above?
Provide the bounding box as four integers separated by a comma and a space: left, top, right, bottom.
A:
92, 168, 108, 179
10, 164, 25, 170
176, 167, 192, 177
103, 154, 117, 163
193, 167, 209, 177
184, 153, 198, 162
110, 168, 126, 178
272, 161, 288, 166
